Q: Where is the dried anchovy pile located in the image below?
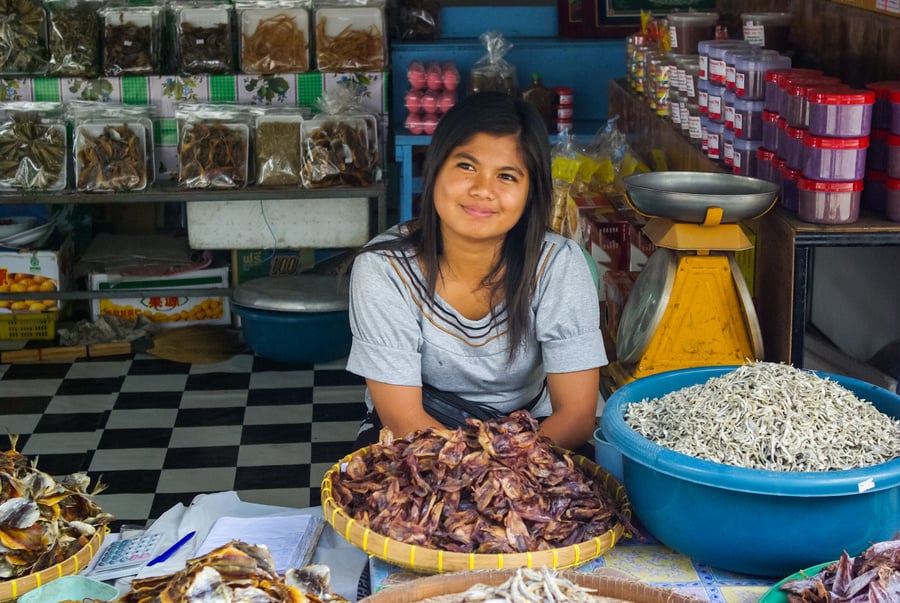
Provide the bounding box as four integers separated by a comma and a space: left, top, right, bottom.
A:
779, 536, 900, 603
331, 411, 634, 554
625, 361, 900, 472
461, 568, 599, 603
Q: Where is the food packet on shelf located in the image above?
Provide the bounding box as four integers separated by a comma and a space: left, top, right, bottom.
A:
301, 87, 379, 188
0, 0, 48, 75
46, 0, 103, 77
468, 31, 518, 96
100, 1, 165, 76
237, 0, 312, 74
550, 133, 581, 236
313, 0, 386, 72
390, 0, 440, 41
0, 102, 67, 192
253, 105, 311, 186
176, 102, 253, 189
173, 0, 235, 75
579, 115, 629, 196
66, 100, 156, 193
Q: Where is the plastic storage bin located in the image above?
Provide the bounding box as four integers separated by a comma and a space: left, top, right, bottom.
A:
778, 119, 807, 170
741, 12, 794, 51
886, 177, 900, 222
733, 138, 762, 176
735, 53, 791, 100
724, 89, 736, 129
779, 165, 803, 211
724, 48, 777, 92
784, 79, 846, 129
756, 146, 776, 181
807, 88, 875, 138
797, 177, 862, 224
706, 120, 724, 161
862, 169, 887, 213
667, 12, 718, 54
803, 134, 869, 181
865, 81, 900, 131
763, 67, 823, 113
707, 82, 726, 123
868, 128, 889, 171
762, 109, 780, 152
734, 97, 765, 139
705, 40, 751, 86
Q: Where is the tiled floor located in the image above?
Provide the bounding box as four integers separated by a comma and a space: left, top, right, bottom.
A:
0, 346, 366, 530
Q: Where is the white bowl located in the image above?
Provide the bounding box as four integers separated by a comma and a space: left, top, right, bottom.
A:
0, 216, 39, 238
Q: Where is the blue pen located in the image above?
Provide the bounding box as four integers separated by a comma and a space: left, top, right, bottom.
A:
147, 531, 196, 566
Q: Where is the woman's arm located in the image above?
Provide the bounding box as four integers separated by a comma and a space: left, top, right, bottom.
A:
540, 368, 600, 451
367, 379, 445, 437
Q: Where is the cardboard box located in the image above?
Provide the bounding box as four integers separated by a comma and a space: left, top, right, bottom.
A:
231, 249, 314, 287
0, 234, 74, 314
89, 265, 231, 327
830, 0, 900, 17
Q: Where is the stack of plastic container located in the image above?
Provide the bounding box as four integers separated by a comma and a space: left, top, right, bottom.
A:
403, 60, 459, 135
864, 81, 900, 221
796, 86, 875, 224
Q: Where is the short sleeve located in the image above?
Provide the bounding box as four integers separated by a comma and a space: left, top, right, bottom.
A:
535, 238, 608, 373
345, 251, 424, 386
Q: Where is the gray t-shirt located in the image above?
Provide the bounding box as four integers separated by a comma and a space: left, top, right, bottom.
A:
346, 229, 608, 420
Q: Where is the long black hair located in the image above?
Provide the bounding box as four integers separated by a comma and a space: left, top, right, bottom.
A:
359, 91, 553, 361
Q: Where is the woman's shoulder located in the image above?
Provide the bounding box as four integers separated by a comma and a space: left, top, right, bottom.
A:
541, 230, 585, 260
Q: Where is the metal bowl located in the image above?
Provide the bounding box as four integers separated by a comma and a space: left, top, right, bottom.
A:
623, 172, 779, 224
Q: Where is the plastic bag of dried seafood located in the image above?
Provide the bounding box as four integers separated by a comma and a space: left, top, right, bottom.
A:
236, 0, 312, 74
300, 87, 380, 188
176, 102, 253, 189
172, 0, 235, 75
45, 0, 103, 77
0, 0, 48, 75
0, 102, 67, 192
253, 105, 312, 186
313, 0, 387, 72
100, 1, 164, 76
66, 100, 156, 192
468, 30, 518, 96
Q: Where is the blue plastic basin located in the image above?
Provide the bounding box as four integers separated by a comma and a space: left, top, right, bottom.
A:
232, 304, 351, 364
600, 366, 900, 577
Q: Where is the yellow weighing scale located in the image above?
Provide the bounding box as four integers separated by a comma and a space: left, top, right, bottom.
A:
608, 172, 780, 386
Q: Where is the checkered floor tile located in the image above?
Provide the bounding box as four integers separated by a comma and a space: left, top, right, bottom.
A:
0, 350, 366, 529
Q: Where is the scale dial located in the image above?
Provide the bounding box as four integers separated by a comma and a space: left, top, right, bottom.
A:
615, 248, 678, 365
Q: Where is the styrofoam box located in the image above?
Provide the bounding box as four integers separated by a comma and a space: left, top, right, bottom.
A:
0, 235, 73, 313
88, 265, 231, 328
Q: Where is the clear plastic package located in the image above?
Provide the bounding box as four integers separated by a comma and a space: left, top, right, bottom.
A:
74, 120, 150, 192
239, 2, 310, 74
46, 0, 102, 77
255, 110, 306, 186
468, 31, 518, 96
314, 4, 385, 72
0, 103, 67, 192
300, 116, 373, 188
176, 3, 234, 75
177, 103, 251, 189
0, 0, 48, 75
101, 4, 163, 76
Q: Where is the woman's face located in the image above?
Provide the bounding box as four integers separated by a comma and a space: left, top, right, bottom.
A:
433, 132, 530, 247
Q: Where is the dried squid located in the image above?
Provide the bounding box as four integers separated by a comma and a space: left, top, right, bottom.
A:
330, 410, 636, 554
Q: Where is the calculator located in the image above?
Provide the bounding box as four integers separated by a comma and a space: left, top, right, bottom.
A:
89, 532, 163, 581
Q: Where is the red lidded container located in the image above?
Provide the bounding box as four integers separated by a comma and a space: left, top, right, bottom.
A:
807, 88, 875, 138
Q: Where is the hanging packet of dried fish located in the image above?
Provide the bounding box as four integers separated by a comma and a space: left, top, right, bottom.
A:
468, 30, 518, 96
254, 106, 309, 186
100, 3, 163, 76
237, 0, 311, 74
0, 102, 67, 192
45, 0, 102, 77
0, 0, 49, 75
176, 102, 252, 189
174, 1, 234, 75
67, 100, 155, 192
313, 1, 386, 72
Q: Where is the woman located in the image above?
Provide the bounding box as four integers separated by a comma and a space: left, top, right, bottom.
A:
346, 91, 607, 452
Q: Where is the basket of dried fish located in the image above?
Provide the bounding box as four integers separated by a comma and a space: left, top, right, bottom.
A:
0, 436, 113, 602
360, 567, 700, 603
601, 361, 900, 577
322, 411, 634, 574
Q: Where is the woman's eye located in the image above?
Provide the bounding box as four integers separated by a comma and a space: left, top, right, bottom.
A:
456, 161, 475, 171
499, 172, 519, 183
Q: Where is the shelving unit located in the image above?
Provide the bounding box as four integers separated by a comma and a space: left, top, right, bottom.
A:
607, 77, 900, 367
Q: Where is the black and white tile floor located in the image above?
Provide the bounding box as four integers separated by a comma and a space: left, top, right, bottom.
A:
0, 345, 366, 530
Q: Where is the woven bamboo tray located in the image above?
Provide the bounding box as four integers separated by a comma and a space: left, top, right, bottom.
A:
359, 569, 700, 603
321, 448, 630, 574
0, 527, 106, 602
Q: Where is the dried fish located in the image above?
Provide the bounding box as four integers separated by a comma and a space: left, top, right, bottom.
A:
0, 0, 48, 74
241, 11, 308, 74
624, 361, 900, 472
462, 568, 599, 603
315, 16, 384, 72
76, 123, 147, 191
0, 113, 66, 191
178, 121, 248, 189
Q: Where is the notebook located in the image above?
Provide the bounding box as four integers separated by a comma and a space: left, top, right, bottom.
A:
195, 513, 325, 574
